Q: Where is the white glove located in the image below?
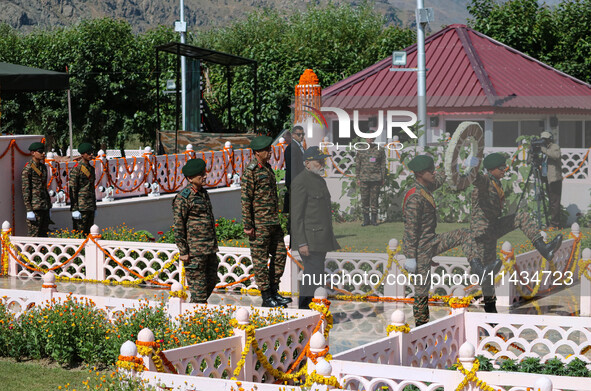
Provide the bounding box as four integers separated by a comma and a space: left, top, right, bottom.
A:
463, 155, 480, 168
72, 211, 82, 220
26, 211, 36, 221
404, 258, 417, 273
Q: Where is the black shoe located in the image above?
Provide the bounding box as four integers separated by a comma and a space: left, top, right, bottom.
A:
298, 296, 313, 310
533, 234, 563, 261
261, 289, 287, 308
370, 213, 378, 226
469, 258, 503, 277
361, 214, 370, 226
468, 258, 485, 276
272, 285, 292, 305
484, 302, 497, 313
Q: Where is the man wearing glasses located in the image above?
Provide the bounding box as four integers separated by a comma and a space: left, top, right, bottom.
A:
469, 153, 563, 313
21, 142, 52, 237
291, 147, 340, 309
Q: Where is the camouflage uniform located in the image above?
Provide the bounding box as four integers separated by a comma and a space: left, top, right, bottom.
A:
403, 170, 473, 326
69, 161, 97, 235
470, 172, 541, 304
21, 159, 52, 237
355, 144, 386, 216
241, 160, 286, 292
173, 185, 219, 303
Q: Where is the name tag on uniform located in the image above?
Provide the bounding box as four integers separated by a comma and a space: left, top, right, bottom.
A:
369, 157, 377, 163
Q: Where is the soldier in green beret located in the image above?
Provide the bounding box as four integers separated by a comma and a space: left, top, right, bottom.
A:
173, 158, 220, 303
69, 143, 97, 235
469, 152, 563, 313
21, 142, 52, 236
403, 154, 488, 326
241, 136, 290, 307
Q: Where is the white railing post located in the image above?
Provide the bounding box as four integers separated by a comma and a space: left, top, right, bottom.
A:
41, 271, 57, 301
118, 340, 142, 378
280, 235, 297, 296
534, 376, 553, 391
313, 287, 329, 345
384, 238, 405, 298
307, 332, 326, 375
136, 328, 157, 372
389, 310, 406, 366
495, 241, 512, 307
85, 225, 104, 281
451, 286, 468, 316
311, 357, 332, 391
458, 341, 476, 391
2, 221, 17, 277
580, 248, 591, 316
232, 308, 253, 381
168, 282, 185, 320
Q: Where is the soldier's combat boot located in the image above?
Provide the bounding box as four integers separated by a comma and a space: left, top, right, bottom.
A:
261, 289, 286, 308
468, 258, 503, 277
362, 214, 370, 226
370, 213, 378, 226
468, 258, 486, 276
272, 284, 292, 305
533, 234, 563, 261
484, 301, 497, 313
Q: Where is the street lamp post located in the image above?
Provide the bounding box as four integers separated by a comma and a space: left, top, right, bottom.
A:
175, 0, 187, 131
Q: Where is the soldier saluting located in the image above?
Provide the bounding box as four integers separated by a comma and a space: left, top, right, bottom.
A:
69, 143, 97, 236
21, 141, 52, 237
173, 158, 220, 304
241, 136, 291, 308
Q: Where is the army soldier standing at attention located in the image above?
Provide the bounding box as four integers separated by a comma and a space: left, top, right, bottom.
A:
470, 153, 563, 313
403, 155, 496, 326
241, 136, 291, 308
355, 137, 386, 226
173, 158, 220, 304
69, 143, 97, 235
22, 141, 52, 237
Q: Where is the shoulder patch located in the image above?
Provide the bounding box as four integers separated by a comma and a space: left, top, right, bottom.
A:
402, 187, 417, 211
180, 187, 192, 198
247, 161, 257, 170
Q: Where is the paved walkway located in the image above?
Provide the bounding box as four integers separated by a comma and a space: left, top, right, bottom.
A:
0, 277, 581, 354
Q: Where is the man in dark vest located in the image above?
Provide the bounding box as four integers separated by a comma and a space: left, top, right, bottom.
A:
291, 146, 340, 309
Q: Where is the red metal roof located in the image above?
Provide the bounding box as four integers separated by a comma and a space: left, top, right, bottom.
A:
322, 24, 591, 114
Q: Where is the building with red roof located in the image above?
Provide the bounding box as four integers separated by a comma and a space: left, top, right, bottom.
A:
321, 24, 591, 147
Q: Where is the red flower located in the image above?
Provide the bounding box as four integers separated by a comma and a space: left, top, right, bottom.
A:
158, 231, 164, 235
215, 223, 219, 227
231, 220, 235, 223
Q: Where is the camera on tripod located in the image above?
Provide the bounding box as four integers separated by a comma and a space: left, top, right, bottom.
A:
529, 137, 547, 165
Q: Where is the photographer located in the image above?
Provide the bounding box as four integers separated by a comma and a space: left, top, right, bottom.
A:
540, 131, 563, 228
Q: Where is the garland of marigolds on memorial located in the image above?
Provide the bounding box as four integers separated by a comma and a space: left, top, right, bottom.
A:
135, 340, 177, 373
0, 232, 178, 287
455, 358, 497, 391
116, 355, 146, 372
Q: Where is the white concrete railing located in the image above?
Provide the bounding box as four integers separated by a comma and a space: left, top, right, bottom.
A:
1, 222, 581, 309
44, 143, 286, 203
331, 310, 591, 391
325, 145, 591, 182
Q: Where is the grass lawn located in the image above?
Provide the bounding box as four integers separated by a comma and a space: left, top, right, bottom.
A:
0, 358, 89, 390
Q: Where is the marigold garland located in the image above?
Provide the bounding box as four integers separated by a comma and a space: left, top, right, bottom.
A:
168, 290, 188, 300
116, 355, 146, 372
455, 358, 497, 391
386, 323, 411, 335
303, 370, 342, 389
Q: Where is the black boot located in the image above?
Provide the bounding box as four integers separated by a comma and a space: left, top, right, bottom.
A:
370, 213, 378, 226
261, 289, 286, 308
484, 301, 497, 313
298, 296, 313, 310
469, 258, 503, 277
533, 234, 563, 261
272, 284, 292, 305
362, 213, 370, 226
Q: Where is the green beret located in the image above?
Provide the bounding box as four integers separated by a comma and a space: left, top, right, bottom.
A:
483, 153, 506, 170
28, 142, 45, 152
182, 158, 206, 177
78, 142, 94, 154
250, 136, 273, 151
408, 155, 434, 172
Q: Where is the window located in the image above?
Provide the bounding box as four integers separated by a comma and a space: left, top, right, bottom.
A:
493, 121, 518, 147
521, 120, 545, 136
585, 121, 591, 148
558, 121, 583, 148
445, 120, 485, 137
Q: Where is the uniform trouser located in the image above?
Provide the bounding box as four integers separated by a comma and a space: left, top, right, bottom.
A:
414, 228, 472, 326
73, 211, 95, 236
26, 210, 50, 237
299, 251, 327, 308
360, 181, 381, 214
185, 253, 220, 303
470, 209, 541, 305
250, 224, 287, 292
548, 181, 562, 228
